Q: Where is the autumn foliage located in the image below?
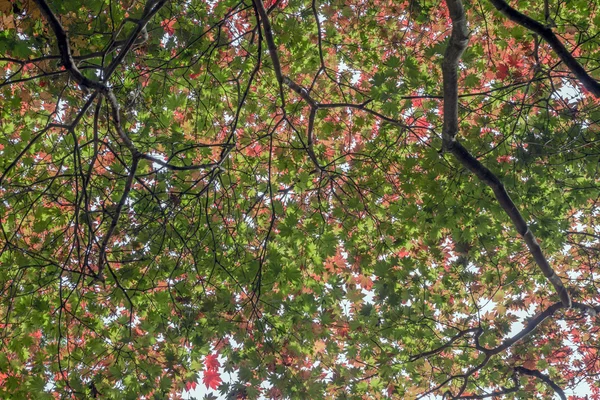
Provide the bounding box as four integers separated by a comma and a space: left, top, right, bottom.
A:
1, 0, 600, 398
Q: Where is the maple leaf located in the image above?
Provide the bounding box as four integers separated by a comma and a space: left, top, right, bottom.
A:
202, 369, 222, 390
246, 143, 263, 157
313, 340, 326, 354
3, 0, 600, 398
0, 372, 8, 386
160, 19, 175, 35
204, 354, 220, 371
184, 380, 197, 391
496, 63, 510, 79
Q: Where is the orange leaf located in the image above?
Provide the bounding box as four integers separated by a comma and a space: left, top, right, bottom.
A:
160, 19, 175, 35
313, 340, 326, 354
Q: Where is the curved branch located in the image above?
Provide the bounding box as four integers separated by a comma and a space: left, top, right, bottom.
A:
489, 302, 563, 354
410, 328, 480, 362
516, 366, 567, 400
33, 0, 105, 90
491, 301, 599, 354
489, 0, 600, 97
34, 0, 167, 90
103, 0, 168, 79
253, 0, 285, 105
441, 0, 571, 307
455, 365, 566, 399
96, 156, 140, 281
456, 373, 518, 399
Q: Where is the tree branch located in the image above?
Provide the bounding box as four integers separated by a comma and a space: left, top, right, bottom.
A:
33, 0, 105, 91
488, 0, 600, 97
253, 0, 285, 105
410, 328, 480, 362
516, 366, 567, 400
96, 156, 140, 281
489, 302, 563, 354
441, 0, 469, 149
441, 0, 571, 307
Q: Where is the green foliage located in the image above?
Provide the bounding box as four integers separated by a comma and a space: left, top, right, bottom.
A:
1, 0, 600, 398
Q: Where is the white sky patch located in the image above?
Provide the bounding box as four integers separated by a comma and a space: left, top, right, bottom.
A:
148, 151, 168, 171
554, 79, 585, 104
338, 60, 361, 85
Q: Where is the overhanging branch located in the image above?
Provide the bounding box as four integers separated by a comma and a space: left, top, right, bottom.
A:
489, 0, 600, 97
516, 366, 567, 400
441, 0, 571, 307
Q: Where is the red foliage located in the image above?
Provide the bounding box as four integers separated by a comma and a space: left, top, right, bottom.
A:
204, 354, 220, 371
202, 369, 222, 390
160, 19, 175, 35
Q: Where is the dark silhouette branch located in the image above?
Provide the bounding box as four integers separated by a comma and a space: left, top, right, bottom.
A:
102, 0, 168, 80
253, 0, 285, 105
410, 328, 480, 362
489, 0, 600, 97
489, 302, 563, 354
441, 0, 571, 307
455, 372, 518, 399
516, 366, 567, 400
410, 299, 600, 397
96, 156, 140, 281
33, 0, 105, 91
455, 365, 566, 399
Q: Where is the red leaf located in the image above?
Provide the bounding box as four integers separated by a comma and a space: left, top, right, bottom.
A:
204, 354, 220, 370
202, 369, 222, 390
160, 19, 175, 35
185, 380, 197, 391
496, 155, 512, 163
246, 143, 262, 157
496, 63, 509, 79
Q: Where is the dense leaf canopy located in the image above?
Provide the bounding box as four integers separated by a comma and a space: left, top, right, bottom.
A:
2, 0, 600, 398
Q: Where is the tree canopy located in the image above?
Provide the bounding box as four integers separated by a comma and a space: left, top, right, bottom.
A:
1, 0, 600, 398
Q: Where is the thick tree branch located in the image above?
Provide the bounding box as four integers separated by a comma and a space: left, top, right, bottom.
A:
449, 143, 571, 307
253, 0, 285, 105
489, 0, 600, 97
456, 365, 567, 399
413, 301, 600, 361
103, 0, 168, 79
441, 0, 469, 149
305, 107, 322, 171
490, 301, 599, 354
441, 0, 571, 307
253, 0, 282, 84
489, 302, 563, 354
411, 299, 600, 397
516, 366, 567, 400
33, 0, 105, 91
35, 0, 167, 89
